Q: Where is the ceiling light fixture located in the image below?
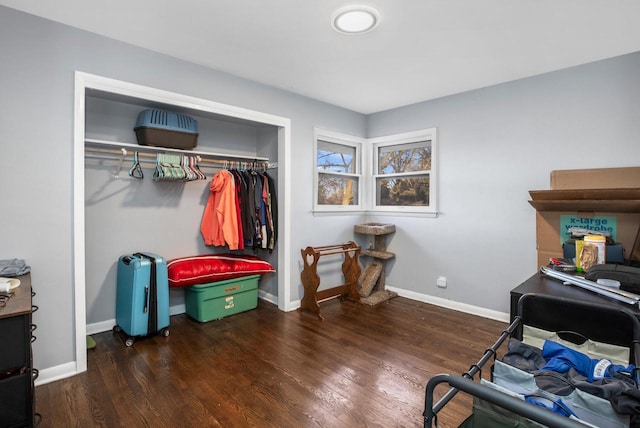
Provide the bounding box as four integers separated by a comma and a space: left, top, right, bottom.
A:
332, 5, 381, 35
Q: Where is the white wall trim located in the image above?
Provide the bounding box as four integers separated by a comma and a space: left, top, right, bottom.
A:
86, 304, 185, 336
86, 297, 286, 338
86, 290, 506, 337
74, 71, 292, 380
170, 304, 186, 317
73, 73, 88, 374
86, 319, 116, 336
259, 289, 277, 305
288, 299, 301, 311
35, 362, 77, 386
386, 286, 510, 323
278, 125, 294, 312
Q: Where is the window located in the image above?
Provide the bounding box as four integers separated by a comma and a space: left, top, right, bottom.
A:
314, 129, 363, 211
371, 129, 437, 215
313, 128, 437, 216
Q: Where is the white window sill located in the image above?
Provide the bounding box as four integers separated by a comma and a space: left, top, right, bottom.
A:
312, 209, 438, 218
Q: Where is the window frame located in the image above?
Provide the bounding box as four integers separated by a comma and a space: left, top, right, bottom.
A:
313, 128, 365, 213
369, 128, 437, 216
313, 127, 438, 216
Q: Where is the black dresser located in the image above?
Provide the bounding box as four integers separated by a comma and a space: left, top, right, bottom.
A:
510, 271, 640, 346
0, 273, 37, 428
511, 272, 640, 320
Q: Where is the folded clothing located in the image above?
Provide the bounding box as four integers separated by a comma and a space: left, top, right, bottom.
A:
167, 254, 274, 287
0, 259, 31, 277
503, 337, 640, 421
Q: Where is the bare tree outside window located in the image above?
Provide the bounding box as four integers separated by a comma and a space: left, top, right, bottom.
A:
376, 141, 431, 206
317, 140, 359, 206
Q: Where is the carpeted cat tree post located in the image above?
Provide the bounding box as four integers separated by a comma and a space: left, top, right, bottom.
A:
354, 223, 397, 305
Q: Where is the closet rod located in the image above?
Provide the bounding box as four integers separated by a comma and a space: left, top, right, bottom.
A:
85, 138, 269, 162
84, 146, 272, 169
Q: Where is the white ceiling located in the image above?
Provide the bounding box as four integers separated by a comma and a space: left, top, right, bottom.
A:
2, 0, 640, 114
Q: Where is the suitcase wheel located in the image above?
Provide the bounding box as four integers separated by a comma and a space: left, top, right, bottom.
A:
125, 337, 135, 347
113, 325, 121, 333
161, 328, 170, 337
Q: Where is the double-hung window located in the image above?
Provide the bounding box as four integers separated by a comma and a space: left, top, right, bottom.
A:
314, 129, 363, 212
370, 129, 437, 215
313, 128, 437, 216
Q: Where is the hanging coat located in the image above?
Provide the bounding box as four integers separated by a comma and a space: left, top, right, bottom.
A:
200, 170, 240, 250
264, 171, 278, 251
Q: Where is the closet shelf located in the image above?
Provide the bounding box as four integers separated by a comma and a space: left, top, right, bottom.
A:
85, 138, 269, 163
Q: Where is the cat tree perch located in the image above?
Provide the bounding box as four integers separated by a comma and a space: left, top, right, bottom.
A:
354, 222, 397, 305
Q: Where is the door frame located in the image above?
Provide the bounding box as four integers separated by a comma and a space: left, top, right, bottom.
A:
73, 71, 292, 373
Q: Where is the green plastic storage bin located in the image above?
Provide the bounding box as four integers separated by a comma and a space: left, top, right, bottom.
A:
185, 275, 260, 322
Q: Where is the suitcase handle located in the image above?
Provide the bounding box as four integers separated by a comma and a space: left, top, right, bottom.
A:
144, 285, 149, 313
134, 252, 159, 334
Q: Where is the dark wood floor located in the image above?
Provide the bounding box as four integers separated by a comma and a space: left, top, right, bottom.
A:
36, 297, 507, 427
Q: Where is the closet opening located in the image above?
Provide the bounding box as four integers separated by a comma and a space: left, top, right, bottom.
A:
74, 72, 292, 375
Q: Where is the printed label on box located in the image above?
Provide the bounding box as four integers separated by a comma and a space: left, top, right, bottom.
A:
225, 296, 234, 309
560, 215, 617, 245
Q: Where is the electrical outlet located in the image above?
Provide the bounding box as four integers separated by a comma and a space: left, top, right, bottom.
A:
437, 276, 447, 288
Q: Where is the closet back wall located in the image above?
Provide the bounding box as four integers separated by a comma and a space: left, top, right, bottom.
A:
85, 96, 278, 326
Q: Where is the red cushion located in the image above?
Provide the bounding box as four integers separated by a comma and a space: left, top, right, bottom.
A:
167, 254, 275, 287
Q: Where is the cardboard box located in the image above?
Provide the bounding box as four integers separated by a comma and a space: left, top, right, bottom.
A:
532, 167, 640, 270
536, 210, 640, 252
537, 249, 563, 272
185, 275, 260, 322
550, 167, 640, 190
529, 189, 640, 212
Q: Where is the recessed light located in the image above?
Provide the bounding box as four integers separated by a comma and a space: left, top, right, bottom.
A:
332, 5, 381, 35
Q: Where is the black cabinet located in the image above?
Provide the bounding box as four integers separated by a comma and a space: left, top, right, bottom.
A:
0, 274, 37, 428
510, 272, 640, 320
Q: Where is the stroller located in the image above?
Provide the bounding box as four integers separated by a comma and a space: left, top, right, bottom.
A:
424, 293, 640, 427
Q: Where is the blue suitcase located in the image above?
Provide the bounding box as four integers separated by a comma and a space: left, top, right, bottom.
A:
115, 252, 170, 346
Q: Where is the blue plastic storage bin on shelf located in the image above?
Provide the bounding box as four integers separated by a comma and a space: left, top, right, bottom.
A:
134, 109, 199, 150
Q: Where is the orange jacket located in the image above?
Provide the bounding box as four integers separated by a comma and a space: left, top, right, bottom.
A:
200, 170, 240, 249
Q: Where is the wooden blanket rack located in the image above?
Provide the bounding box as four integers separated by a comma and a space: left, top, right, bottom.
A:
299, 241, 361, 320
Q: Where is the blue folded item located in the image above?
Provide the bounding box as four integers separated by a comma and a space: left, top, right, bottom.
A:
0, 258, 31, 277
541, 340, 634, 382
525, 395, 577, 418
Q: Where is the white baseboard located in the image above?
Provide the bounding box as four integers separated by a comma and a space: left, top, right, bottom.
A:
259, 291, 301, 312
86, 304, 186, 335
86, 319, 116, 335
288, 299, 301, 311
170, 303, 186, 316
258, 290, 276, 305
386, 286, 510, 323
35, 361, 77, 386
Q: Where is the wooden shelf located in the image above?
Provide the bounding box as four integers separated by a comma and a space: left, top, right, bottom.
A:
361, 249, 395, 260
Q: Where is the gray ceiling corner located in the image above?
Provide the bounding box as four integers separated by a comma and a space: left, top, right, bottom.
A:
1, 0, 639, 114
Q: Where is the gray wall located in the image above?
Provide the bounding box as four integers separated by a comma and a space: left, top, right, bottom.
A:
2, 4, 639, 377
366, 51, 640, 312
0, 6, 366, 373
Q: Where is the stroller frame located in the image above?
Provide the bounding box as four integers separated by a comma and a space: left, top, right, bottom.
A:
424, 293, 640, 427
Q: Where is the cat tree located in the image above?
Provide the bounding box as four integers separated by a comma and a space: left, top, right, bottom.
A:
354, 222, 397, 305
